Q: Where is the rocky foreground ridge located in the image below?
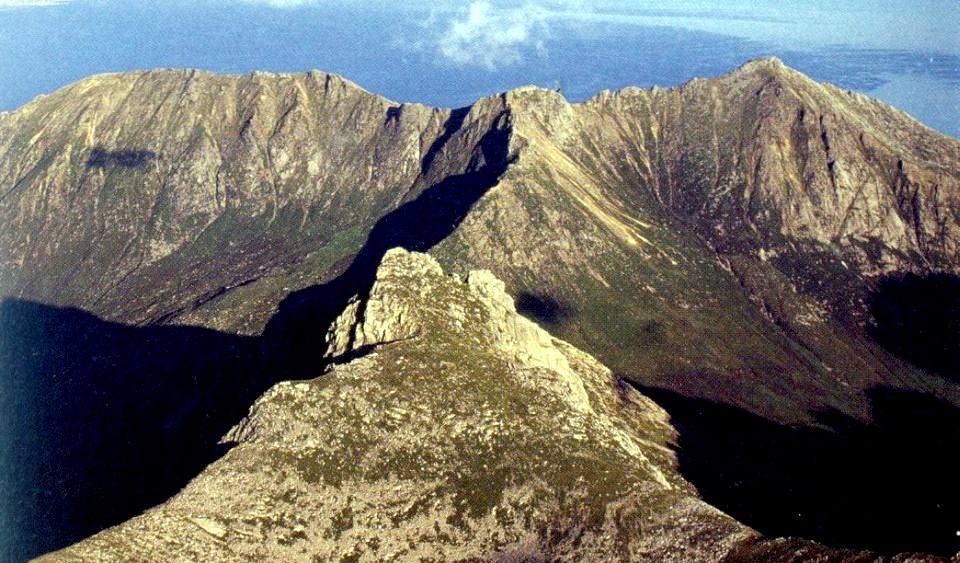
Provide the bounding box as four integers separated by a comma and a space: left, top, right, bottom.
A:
37, 250, 950, 562
38, 249, 752, 561
2, 59, 960, 560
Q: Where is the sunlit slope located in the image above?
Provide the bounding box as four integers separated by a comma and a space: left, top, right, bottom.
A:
0, 69, 506, 330
431, 58, 960, 422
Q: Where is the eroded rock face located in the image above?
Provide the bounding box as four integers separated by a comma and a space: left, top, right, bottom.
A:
3, 60, 958, 336
429, 58, 960, 424
38, 249, 752, 562
0, 70, 509, 331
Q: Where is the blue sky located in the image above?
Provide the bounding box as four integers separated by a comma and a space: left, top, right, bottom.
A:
1, 0, 958, 136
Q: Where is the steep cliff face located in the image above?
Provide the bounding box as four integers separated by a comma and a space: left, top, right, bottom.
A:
559, 57, 960, 270
430, 57, 960, 422
38, 250, 752, 562
0, 70, 509, 329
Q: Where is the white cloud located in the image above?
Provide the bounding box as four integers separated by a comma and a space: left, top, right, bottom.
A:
429, 0, 601, 70
436, 1, 552, 71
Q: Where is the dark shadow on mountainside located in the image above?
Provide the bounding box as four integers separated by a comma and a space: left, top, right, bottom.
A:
515, 292, 568, 328
636, 383, 960, 556
260, 109, 513, 377
0, 301, 268, 562
867, 273, 960, 383
86, 146, 159, 169
421, 106, 470, 174
0, 104, 513, 561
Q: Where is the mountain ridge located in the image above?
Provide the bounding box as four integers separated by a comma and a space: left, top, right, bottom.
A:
2, 58, 960, 559
28, 249, 757, 561
3, 57, 957, 316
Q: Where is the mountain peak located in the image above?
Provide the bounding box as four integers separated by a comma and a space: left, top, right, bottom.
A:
737, 55, 787, 72
13, 67, 394, 120
720, 56, 818, 91
505, 84, 568, 102
40, 248, 754, 561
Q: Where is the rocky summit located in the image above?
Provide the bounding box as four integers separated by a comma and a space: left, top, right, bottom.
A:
37, 249, 751, 561
2, 58, 960, 561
